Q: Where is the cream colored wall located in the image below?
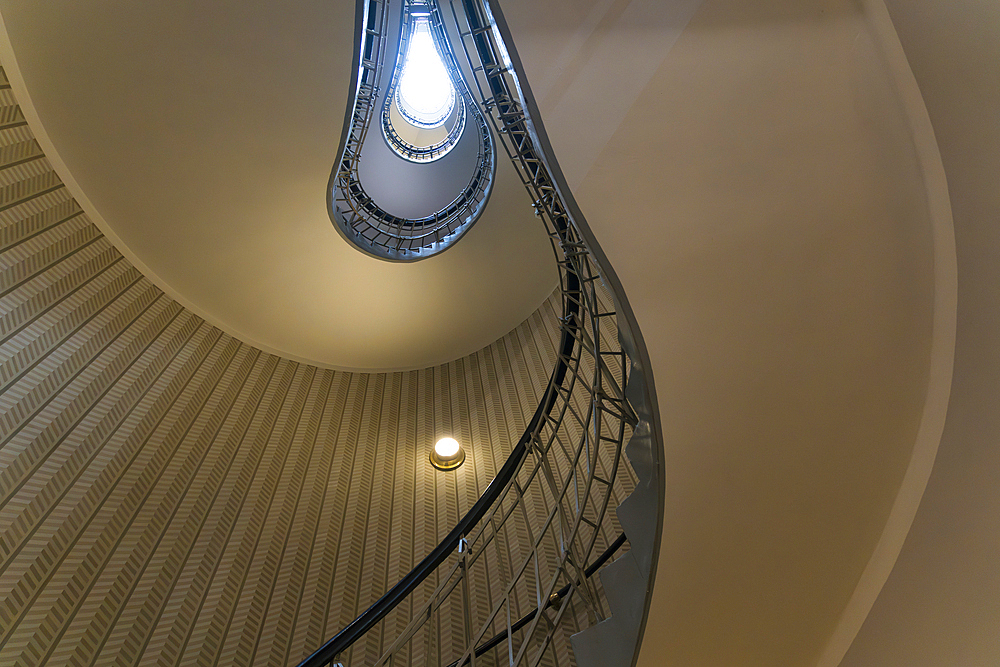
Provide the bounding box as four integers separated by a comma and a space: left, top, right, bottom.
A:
503, 0, 948, 664
0, 71, 633, 666
839, 0, 1000, 664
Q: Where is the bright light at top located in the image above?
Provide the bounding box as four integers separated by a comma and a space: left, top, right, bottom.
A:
397, 19, 455, 128
434, 437, 461, 458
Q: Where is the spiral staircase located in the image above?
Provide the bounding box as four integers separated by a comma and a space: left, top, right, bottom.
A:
1, 0, 997, 665
0, 0, 663, 664
300, 1, 662, 664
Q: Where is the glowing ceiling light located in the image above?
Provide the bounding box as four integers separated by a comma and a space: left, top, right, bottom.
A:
435, 437, 460, 457
397, 19, 455, 128
431, 436, 465, 470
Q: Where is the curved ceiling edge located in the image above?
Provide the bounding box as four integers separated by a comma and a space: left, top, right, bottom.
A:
815, 1, 957, 664
0, 6, 557, 373
0, 14, 350, 371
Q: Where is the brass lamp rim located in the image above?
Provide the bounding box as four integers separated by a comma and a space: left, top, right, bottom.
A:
430, 447, 466, 471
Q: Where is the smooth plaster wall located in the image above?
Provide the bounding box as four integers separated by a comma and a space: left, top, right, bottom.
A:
503, 0, 945, 664
0, 73, 633, 667
840, 0, 1000, 664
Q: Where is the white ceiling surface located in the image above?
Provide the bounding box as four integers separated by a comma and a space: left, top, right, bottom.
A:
0, 0, 557, 372
504, 0, 951, 665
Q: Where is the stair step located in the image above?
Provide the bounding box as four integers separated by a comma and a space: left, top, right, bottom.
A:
616, 481, 657, 580
573, 351, 660, 667
571, 553, 646, 667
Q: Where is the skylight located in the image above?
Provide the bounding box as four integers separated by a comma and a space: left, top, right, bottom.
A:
396, 19, 455, 128
380, 7, 470, 164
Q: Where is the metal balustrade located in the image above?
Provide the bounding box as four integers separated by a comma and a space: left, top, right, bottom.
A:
329, 0, 496, 261
381, 94, 467, 163
380, 4, 469, 163
305, 0, 659, 665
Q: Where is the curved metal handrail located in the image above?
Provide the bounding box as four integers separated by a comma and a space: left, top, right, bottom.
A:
298, 302, 579, 666
303, 532, 627, 667
328, 0, 496, 261
380, 5, 469, 164
304, 0, 656, 665
381, 94, 467, 163
441, 532, 628, 667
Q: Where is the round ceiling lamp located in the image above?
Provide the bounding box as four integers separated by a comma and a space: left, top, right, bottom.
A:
430, 436, 465, 471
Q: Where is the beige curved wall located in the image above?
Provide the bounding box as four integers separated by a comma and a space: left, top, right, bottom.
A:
0, 71, 633, 667
503, 0, 950, 663
839, 0, 1000, 663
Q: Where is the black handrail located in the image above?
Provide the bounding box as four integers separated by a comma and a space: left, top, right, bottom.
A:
301, 0, 596, 663
298, 271, 580, 667
443, 532, 628, 667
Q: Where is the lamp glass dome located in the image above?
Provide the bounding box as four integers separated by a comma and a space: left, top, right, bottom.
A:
435, 437, 460, 458
431, 437, 465, 470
